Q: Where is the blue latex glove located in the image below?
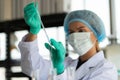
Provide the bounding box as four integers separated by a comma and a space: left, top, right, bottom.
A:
45, 39, 66, 75
24, 2, 41, 34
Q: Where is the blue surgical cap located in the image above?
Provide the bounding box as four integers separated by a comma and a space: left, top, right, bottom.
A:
64, 10, 106, 42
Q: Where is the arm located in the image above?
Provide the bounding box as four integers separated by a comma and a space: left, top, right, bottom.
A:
18, 2, 51, 78
24, 33, 37, 42
18, 33, 38, 76
18, 33, 51, 77
19, 34, 67, 79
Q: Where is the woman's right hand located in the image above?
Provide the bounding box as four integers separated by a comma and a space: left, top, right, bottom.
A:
24, 2, 41, 34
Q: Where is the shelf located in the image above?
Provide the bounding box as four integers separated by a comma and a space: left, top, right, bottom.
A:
0, 13, 67, 33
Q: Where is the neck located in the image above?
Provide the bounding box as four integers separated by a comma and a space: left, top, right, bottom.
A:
79, 46, 97, 62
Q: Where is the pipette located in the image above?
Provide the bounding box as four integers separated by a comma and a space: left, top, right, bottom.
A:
34, 1, 57, 79
34, 0, 50, 44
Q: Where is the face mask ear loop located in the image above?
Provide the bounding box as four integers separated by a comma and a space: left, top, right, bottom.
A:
90, 32, 99, 52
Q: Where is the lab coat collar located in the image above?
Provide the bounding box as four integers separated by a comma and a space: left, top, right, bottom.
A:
86, 50, 104, 68
75, 50, 105, 79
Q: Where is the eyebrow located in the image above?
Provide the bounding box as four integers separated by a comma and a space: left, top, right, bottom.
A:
69, 26, 83, 31
78, 26, 85, 28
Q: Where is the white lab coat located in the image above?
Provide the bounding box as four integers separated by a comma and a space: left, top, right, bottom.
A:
18, 36, 118, 80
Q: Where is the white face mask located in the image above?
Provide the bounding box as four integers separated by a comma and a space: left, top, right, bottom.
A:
68, 32, 94, 56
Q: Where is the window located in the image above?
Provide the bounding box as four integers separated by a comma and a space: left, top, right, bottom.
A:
71, 0, 85, 11
0, 33, 6, 60
0, 68, 5, 80
13, 30, 28, 60
114, 0, 120, 43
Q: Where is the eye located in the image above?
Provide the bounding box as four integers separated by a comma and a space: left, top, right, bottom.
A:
78, 29, 86, 32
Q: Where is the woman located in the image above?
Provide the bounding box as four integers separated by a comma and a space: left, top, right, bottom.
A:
18, 2, 118, 80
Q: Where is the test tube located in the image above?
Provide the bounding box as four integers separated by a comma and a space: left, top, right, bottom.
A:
67, 67, 75, 80
48, 68, 57, 80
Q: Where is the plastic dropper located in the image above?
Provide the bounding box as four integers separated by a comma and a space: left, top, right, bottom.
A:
34, 1, 57, 79
34, 0, 50, 44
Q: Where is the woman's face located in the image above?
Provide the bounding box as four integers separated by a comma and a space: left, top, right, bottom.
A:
69, 21, 91, 34
68, 21, 97, 44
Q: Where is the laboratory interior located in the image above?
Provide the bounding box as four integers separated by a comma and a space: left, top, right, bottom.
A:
0, 0, 120, 80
